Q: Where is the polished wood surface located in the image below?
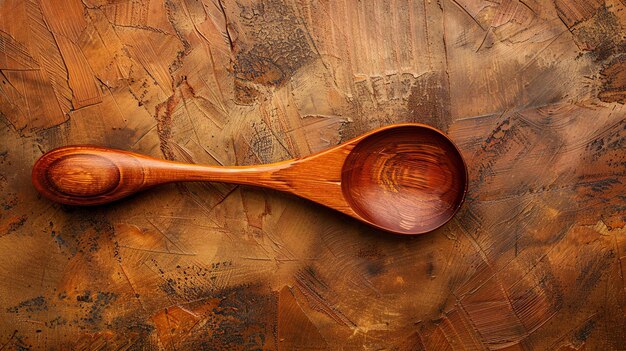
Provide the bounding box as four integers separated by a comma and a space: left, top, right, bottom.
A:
1, 0, 625, 349
32, 124, 468, 235
342, 126, 467, 234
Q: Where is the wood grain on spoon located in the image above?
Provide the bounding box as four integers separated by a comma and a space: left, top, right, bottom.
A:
32, 123, 468, 235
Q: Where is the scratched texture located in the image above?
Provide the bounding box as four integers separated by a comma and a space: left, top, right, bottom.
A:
0, 0, 625, 349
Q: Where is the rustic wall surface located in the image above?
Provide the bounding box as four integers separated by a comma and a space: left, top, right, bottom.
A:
0, 0, 625, 349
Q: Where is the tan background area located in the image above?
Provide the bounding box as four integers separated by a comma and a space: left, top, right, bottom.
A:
1, 0, 625, 349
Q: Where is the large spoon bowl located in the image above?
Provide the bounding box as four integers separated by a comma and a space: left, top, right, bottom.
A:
341, 125, 467, 234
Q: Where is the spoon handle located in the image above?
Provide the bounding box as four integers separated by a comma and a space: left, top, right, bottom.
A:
32, 146, 290, 205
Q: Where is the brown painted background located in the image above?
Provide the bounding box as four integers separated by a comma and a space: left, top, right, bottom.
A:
1, 0, 625, 349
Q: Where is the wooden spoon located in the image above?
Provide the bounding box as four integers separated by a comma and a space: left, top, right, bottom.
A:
32, 123, 468, 235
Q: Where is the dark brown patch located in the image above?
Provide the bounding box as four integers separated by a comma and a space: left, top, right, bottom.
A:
570, 5, 626, 61
78, 291, 118, 326
58, 210, 116, 257
156, 261, 235, 300
4, 215, 27, 234
152, 284, 278, 350
407, 72, 451, 131
6, 296, 48, 314
234, 79, 262, 105
598, 54, 626, 103
106, 127, 139, 150
357, 246, 387, 276
2, 193, 17, 210
575, 247, 615, 295
573, 319, 596, 345
110, 318, 155, 349
155, 93, 179, 160
230, 0, 316, 102
584, 119, 626, 161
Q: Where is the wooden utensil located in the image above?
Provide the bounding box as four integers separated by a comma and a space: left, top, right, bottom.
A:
32, 123, 468, 235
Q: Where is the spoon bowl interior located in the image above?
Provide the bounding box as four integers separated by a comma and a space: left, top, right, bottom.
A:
341, 125, 467, 234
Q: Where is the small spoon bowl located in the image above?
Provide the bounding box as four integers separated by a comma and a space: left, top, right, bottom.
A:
32, 123, 468, 235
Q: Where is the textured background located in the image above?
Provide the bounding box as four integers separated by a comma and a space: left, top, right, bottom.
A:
0, 0, 625, 349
